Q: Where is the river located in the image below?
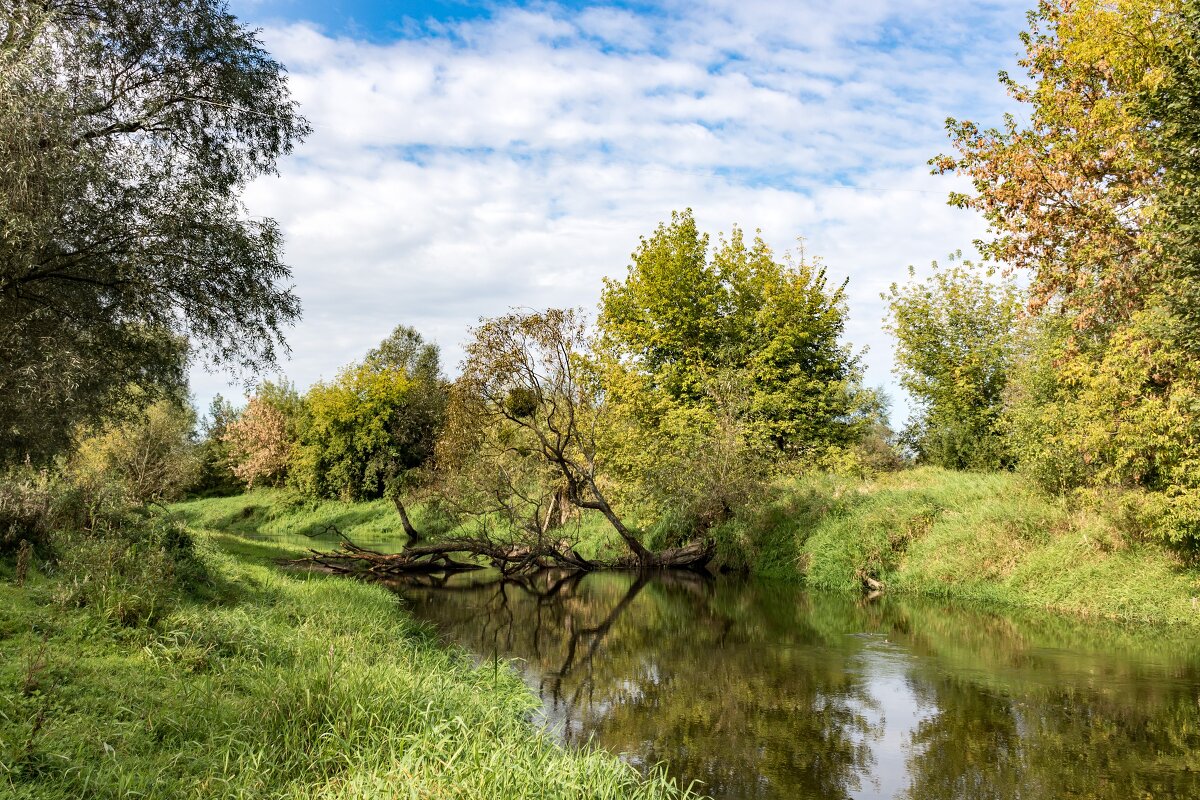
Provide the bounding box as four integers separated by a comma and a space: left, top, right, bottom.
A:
387, 569, 1200, 800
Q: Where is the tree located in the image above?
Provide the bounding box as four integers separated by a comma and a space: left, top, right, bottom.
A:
363, 325, 448, 537
448, 308, 658, 567
599, 211, 865, 458
599, 210, 723, 403
291, 366, 410, 501
0, 0, 308, 463
883, 258, 1022, 469
72, 398, 200, 503
1004, 307, 1200, 542
191, 394, 244, 497
223, 380, 302, 488
288, 327, 446, 542
1148, 2, 1200, 352
933, 0, 1200, 542
366, 324, 441, 383
932, 0, 1177, 332
720, 229, 864, 453
596, 212, 866, 537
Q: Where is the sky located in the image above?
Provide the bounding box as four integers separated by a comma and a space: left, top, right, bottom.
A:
199, 0, 1032, 423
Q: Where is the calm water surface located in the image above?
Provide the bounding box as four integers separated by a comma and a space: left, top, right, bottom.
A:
389, 571, 1200, 800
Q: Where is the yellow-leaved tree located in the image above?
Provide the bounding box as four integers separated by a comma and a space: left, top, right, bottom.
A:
937, 0, 1200, 543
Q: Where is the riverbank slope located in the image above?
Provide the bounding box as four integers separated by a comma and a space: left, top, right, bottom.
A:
171, 467, 1200, 629
721, 467, 1200, 628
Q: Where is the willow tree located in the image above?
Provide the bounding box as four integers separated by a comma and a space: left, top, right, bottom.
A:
447, 309, 653, 567
413, 308, 713, 572
0, 0, 308, 462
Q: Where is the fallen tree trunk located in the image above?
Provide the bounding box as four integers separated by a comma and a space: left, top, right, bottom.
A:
284, 526, 714, 576
608, 539, 715, 571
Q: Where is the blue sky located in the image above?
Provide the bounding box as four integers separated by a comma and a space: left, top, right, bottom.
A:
233, 0, 497, 39
202, 0, 1032, 423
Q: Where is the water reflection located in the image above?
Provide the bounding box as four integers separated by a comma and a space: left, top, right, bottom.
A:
390, 571, 1200, 800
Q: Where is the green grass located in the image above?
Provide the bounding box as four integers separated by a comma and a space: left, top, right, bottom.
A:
171, 490, 629, 563
171, 491, 412, 553
0, 527, 697, 799
176, 469, 1200, 630
718, 467, 1200, 628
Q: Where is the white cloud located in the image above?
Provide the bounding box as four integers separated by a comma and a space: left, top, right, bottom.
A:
196, 0, 1030, 426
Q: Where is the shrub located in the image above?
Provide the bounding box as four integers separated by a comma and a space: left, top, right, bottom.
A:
51, 512, 199, 626
1, 465, 204, 625
72, 399, 200, 503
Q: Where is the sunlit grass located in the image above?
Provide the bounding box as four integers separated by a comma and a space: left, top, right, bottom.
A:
0, 530, 699, 799
733, 467, 1200, 628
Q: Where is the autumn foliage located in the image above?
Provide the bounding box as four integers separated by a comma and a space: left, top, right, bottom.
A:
928, 0, 1200, 544
223, 384, 300, 488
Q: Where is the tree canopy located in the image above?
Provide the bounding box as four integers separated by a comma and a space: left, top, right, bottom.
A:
0, 0, 308, 462
599, 210, 865, 458
932, 0, 1200, 542
884, 259, 1022, 469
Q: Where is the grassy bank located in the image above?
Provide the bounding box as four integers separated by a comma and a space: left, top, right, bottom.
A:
0, 525, 695, 798
171, 490, 625, 562
721, 467, 1200, 628
168, 466, 1200, 632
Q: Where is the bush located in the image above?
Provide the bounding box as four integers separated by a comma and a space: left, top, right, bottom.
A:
1006, 308, 1200, 546
51, 513, 199, 626
0, 467, 122, 556
1, 465, 204, 625
72, 399, 200, 504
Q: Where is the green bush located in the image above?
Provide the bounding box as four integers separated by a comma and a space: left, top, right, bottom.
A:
1, 466, 205, 626
71, 398, 200, 504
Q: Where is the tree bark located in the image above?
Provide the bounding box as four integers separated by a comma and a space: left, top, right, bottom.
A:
391, 494, 423, 542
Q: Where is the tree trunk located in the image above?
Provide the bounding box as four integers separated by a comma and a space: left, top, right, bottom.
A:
287, 526, 713, 577
392, 494, 423, 542
575, 476, 652, 565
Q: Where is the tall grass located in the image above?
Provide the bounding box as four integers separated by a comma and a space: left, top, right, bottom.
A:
715, 467, 1200, 628
0, 529, 698, 799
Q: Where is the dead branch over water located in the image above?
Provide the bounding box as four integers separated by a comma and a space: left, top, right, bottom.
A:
284, 525, 714, 577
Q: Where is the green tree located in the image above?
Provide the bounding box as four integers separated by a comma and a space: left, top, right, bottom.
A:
1148, 2, 1200, 352
1005, 308, 1200, 542
291, 327, 446, 532
292, 366, 413, 501
933, 0, 1200, 542
599, 210, 723, 403
0, 0, 308, 463
883, 258, 1022, 469
191, 395, 244, 497
599, 211, 865, 458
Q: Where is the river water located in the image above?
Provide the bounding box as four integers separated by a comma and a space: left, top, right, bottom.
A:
387, 569, 1200, 800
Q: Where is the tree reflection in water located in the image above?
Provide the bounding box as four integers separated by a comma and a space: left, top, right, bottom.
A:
389, 571, 1200, 800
